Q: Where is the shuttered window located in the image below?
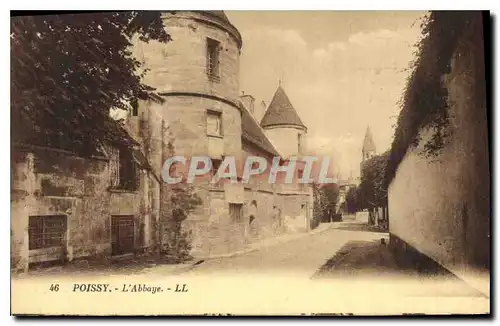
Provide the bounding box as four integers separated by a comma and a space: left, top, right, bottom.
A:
207, 110, 222, 137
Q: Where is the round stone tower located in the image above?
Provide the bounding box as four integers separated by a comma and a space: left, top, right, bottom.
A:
130, 11, 244, 256
133, 10, 243, 158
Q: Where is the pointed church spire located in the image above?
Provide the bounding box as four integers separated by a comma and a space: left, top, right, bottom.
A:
362, 125, 376, 153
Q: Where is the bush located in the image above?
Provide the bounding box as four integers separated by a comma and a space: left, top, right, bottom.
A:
161, 184, 202, 263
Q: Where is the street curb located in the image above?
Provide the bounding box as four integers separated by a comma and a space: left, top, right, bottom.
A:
192, 223, 335, 262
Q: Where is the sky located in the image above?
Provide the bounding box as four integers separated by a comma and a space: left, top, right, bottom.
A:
226, 11, 426, 179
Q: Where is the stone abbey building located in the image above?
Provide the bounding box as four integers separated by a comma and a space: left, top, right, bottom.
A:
11, 11, 313, 271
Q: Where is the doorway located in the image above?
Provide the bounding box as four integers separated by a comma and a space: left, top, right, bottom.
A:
111, 215, 135, 256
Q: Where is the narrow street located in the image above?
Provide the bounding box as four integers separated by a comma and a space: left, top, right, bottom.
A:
11, 214, 489, 315
16, 214, 488, 300
180, 214, 383, 278
15, 214, 487, 301
169, 214, 487, 299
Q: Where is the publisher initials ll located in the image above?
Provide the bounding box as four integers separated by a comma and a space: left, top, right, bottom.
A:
175, 284, 188, 292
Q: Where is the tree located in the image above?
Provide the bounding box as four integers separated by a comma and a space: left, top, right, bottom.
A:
311, 182, 321, 229
358, 151, 389, 213
11, 12, 170, 156
318, 183, 340, 222
345, 186, 359, 214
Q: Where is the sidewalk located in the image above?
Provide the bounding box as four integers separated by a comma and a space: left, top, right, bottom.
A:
14, 223, 335, 279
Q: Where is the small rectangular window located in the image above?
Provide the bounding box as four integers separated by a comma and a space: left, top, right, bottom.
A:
211, 159, 222, 176
209, 159, 224, 189
229, 203, 243, 223
298, 169, 305, 191
131, 98, 139, 117
207, 38, 220, 79
207, 110, 222, 137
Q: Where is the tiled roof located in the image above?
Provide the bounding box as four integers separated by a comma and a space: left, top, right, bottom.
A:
260, 85, 306, 130
240, 101, 280, 157
363, 125, 376, 152
13, 110, 138, 156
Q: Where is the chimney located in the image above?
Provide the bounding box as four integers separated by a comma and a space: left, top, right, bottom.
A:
253, 100, 267, 124
240, 92, 255, 115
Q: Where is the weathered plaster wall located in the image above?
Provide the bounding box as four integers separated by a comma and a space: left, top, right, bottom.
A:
11, 147, 154, 272
388, 16, 490, 276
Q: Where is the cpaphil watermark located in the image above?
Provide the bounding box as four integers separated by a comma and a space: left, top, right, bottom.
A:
161, 156, 337, 185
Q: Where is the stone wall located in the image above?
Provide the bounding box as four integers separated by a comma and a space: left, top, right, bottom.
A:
126, 11, 314, 258
242, 142, 313, 237
263, 126, 306, 160
129, 11, 244, 258
132, 11, 240, 103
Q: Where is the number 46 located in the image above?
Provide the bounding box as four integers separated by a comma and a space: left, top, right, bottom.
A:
50, 284, 59, 292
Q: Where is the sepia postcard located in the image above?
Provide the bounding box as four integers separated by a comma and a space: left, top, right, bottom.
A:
10, 10, 491, 316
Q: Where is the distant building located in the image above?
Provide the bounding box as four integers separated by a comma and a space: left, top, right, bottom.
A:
337, 172, 357, 214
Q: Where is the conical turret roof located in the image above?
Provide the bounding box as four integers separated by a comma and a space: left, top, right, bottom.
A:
362, 125, 376, 152
260, 85, 306, 130
194, 11, 242, 49
203, 11, 232, 24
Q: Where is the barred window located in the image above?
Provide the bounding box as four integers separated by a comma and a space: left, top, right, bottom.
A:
29, 215, 66, 250
207, 38, 220, 80
229, 203, 243, 223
